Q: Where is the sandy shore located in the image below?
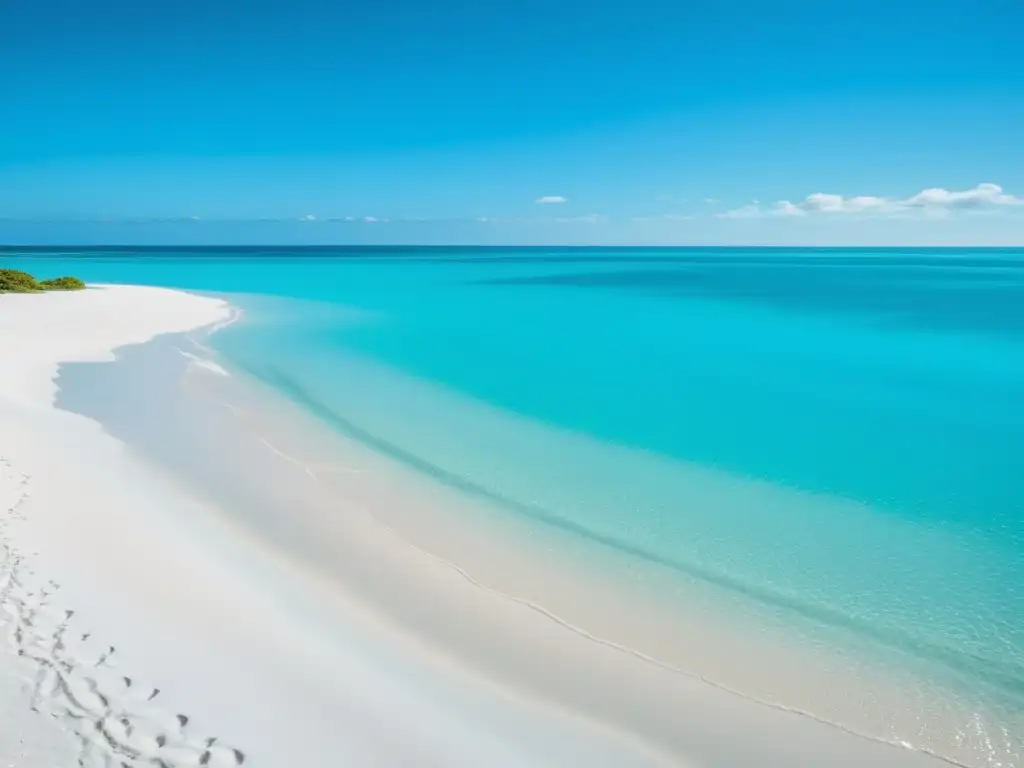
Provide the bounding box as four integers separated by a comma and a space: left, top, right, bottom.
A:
0, 285, 677, 767
0, 284, 961, 767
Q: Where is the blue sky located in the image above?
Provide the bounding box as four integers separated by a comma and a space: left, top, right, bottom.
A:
2, 0, 1023, 245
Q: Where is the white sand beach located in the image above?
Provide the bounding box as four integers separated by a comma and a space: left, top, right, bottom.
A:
0, 284, 961, 767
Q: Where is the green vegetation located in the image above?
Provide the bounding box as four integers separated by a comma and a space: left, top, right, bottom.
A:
39, 275, 86, 291
0, 269, 42, 293
0, 268, 86, 293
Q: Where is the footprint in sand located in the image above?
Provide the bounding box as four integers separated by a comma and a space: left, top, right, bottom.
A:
0, 458, 246, 767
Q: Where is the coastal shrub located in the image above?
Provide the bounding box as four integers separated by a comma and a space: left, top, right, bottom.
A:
39, 275, 86, 291
0, 269, 86, 293
0, 268, 42, 293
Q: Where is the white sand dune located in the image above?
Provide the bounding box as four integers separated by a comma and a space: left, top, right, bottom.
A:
0, 284, 959, 768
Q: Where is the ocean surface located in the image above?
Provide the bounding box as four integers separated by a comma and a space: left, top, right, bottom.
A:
5, 246, 1024, 764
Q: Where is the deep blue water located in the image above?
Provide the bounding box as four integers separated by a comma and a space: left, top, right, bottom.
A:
5, 246, 1024, 757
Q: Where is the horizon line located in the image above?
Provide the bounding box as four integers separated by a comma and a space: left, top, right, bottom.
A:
5, 244, 1024, 251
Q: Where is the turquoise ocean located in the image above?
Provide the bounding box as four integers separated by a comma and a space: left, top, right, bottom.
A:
5, 246, 1024, 763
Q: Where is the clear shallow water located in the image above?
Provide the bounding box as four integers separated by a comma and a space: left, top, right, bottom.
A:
6, 246, 1024, 761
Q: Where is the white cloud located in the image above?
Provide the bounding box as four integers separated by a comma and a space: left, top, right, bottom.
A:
800, 193, 889, 214
555, 213, 605, 224
772, 200, 807, 217
536, 195, 568, 204
299, 214, 317, 221
903, 183, 1024, 210
718, 183, 1024, 220
363, 216, 378, 223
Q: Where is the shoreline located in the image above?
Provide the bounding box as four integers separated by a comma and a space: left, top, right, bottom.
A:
190, 337, 1016, 768
0, 285, 680, 767
196, 317, 1021, 767
0, 283, 1007, 766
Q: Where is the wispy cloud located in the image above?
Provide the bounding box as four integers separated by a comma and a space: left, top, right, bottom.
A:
718, 183, 1024, 219
632, 214, 694, 223
717, 203, 764, 219
555, 213, 604, 224
536, 195, 568, 204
